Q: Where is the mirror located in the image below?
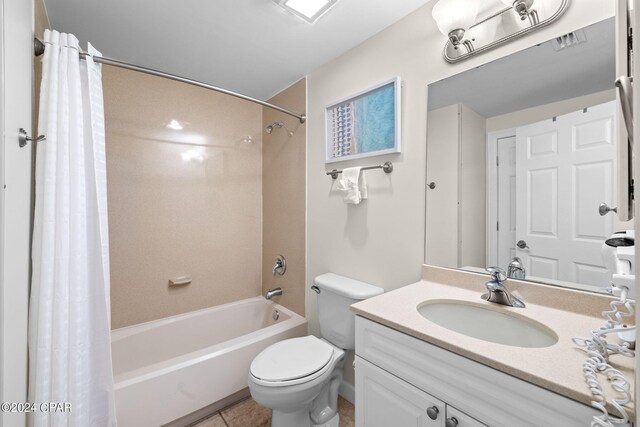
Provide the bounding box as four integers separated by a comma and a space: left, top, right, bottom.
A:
426, 17, 633, 293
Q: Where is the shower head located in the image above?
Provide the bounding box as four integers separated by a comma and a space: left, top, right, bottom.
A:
266, 121, 295, 137
266, 121, 284, 134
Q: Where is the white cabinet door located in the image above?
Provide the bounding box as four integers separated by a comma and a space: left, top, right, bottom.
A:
497, 136, 517, 268
426, 104, 460, 269
355, 356, 445, 427
515, 102, 616, 287
446, 406, 487, 427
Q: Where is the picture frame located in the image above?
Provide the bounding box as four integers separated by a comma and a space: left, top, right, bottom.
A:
325, 77, 401, 163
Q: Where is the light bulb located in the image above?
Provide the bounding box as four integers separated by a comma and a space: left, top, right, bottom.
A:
502, 0, 536, 22
432, 0, 480, 37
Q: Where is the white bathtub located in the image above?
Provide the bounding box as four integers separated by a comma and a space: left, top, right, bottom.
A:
111, 297, 307, 426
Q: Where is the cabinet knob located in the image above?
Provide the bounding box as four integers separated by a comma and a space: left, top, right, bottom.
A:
446, 417, 459, 427
426, 406, 439, 420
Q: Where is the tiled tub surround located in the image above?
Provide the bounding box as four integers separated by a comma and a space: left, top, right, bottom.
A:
351, 265, 635, 420
262, 78, 307, 317
104, 66, 264, 329
112, 297, 307, 426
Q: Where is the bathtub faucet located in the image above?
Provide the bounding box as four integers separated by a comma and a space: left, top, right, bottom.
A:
265, 287, 283, 300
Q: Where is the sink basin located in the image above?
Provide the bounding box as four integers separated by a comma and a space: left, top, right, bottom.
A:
417, 300, 558, 348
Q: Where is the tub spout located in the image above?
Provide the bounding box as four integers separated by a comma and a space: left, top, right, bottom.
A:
265, 287, 283, 300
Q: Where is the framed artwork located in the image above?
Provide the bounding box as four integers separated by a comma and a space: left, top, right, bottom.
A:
325, 77, 401, 163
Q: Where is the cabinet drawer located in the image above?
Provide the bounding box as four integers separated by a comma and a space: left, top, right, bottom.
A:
355, 356, 446, 427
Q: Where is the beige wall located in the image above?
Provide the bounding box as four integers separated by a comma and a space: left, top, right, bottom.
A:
104, 67, 263, 329
262, 79, 306, 316
34, 0, 49, 39
34, 0, 49, 129
306, 0, 613, 387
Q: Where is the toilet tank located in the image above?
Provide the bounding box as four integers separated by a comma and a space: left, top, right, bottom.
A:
313, 273, 384, 350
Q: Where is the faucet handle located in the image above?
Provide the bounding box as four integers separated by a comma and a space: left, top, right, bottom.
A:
486, 267, 507, 282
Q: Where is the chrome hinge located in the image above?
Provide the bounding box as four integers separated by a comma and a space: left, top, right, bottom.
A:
497, 222, 499, 231
496, 156, 499, 167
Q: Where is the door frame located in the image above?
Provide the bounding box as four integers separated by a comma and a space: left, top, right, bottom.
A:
486, 128, 516, 267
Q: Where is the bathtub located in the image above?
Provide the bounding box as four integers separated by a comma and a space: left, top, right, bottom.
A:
111, 297, 307, 426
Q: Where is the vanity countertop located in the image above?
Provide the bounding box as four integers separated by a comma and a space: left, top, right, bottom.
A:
351, 265, 635, 420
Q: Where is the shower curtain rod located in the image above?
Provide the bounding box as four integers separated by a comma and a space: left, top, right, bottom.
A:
34, 38, 307, 124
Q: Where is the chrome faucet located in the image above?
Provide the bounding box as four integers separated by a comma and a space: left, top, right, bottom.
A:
507, 257, 526, 280
265, 287, 283, 300
481, 267, 525, 308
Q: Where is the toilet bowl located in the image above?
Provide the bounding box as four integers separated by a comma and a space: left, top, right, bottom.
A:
248, 336, 345, 427
248, 273, 384, 427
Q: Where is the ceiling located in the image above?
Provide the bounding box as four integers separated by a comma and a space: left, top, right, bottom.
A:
44, 0, 431, 100
428, 18, 615, 117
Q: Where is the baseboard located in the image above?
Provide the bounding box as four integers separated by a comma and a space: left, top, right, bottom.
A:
162, 388, 250, 427
339, 380, 355, 404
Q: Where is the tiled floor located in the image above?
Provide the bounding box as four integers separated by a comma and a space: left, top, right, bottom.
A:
191, 396, 355, 427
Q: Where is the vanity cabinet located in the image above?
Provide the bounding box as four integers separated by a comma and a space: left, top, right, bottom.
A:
354, 316, 630, 427
356, 356, 485, 427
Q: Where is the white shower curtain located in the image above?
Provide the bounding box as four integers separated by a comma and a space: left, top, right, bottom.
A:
28, 30, 116, 426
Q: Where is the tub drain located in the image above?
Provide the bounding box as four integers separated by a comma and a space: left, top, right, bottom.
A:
272, 309, 280, 321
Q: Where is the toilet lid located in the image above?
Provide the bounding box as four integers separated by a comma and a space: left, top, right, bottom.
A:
250, 336, 334, 382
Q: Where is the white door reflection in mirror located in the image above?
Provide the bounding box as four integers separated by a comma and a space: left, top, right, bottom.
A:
425, 17, 631, 292
514, 101, 615, 288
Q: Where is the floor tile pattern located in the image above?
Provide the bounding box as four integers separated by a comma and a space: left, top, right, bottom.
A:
191, 396, 355, 427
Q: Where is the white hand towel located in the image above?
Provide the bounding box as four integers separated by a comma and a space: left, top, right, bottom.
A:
337, 167, 368, 204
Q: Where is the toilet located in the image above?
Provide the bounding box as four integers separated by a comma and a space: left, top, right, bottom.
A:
248, 273, 383, 427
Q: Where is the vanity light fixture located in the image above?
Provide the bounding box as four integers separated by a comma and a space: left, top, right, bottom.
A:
432, 0, 570, 63
273, 0, 339, 23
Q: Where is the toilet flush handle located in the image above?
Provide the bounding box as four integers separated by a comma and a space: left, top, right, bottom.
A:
311, 285, 320, 294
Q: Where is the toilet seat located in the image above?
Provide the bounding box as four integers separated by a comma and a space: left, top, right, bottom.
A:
250, 336, 336, 387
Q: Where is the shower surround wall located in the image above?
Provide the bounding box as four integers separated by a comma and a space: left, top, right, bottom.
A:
262, 79, 306, 317
104, 67, 263, 329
